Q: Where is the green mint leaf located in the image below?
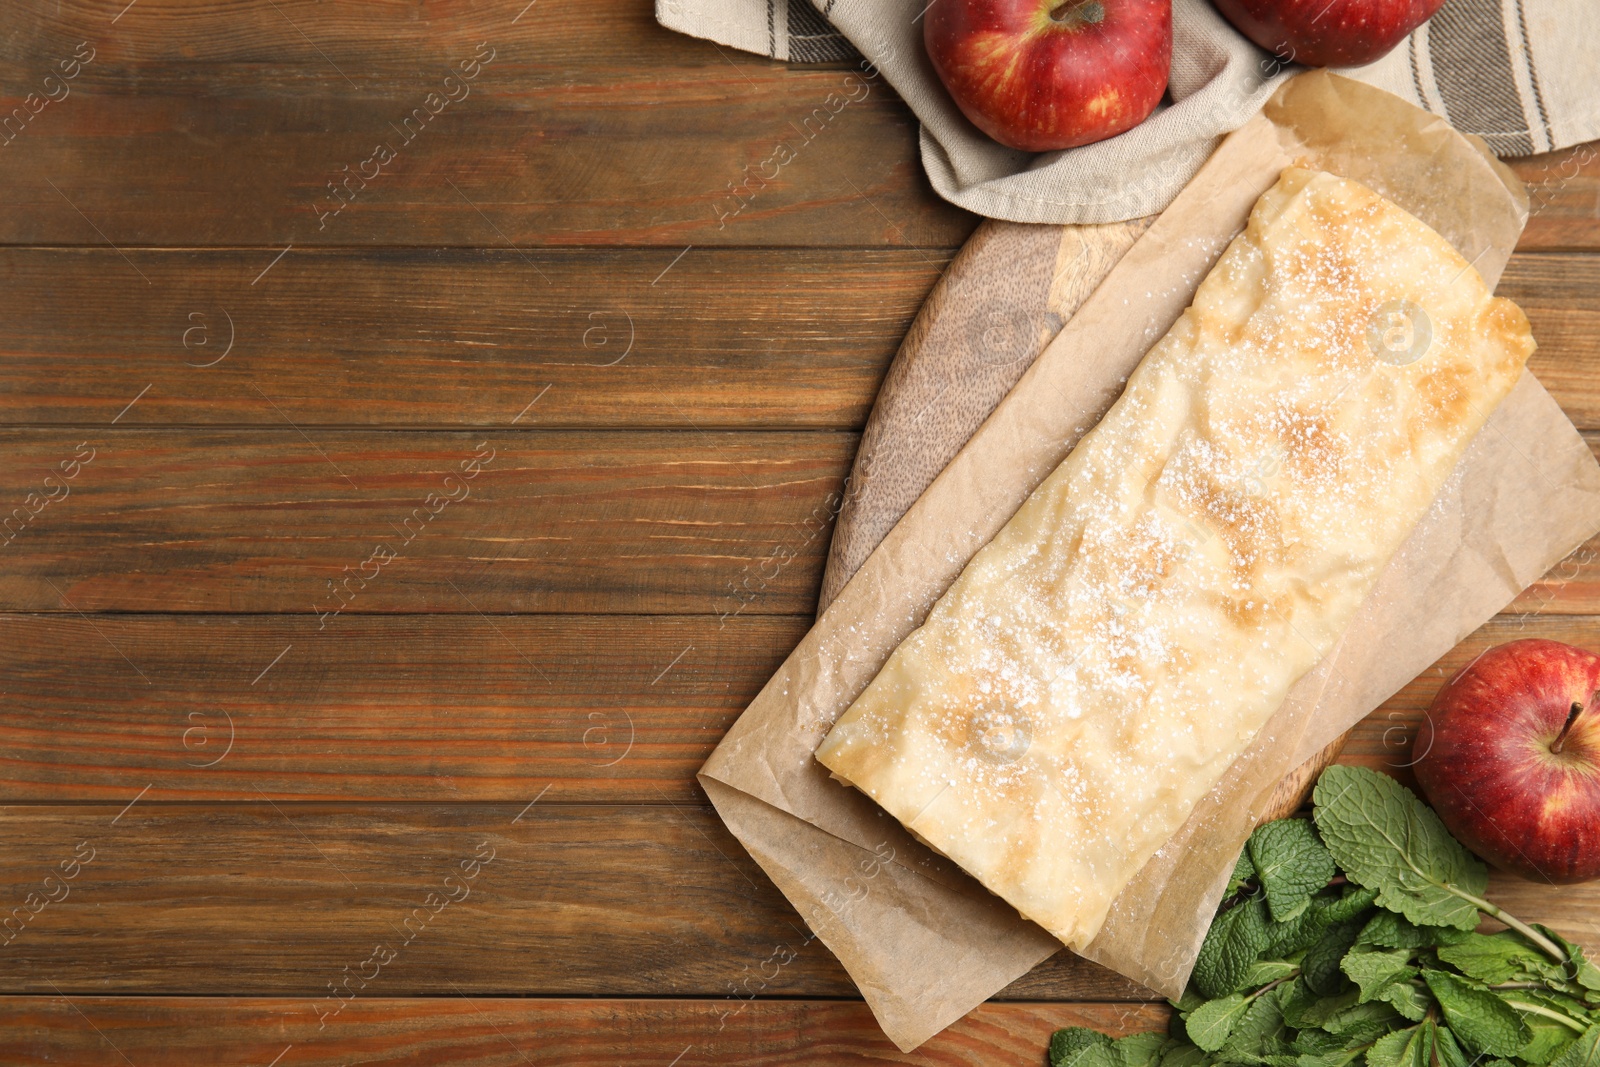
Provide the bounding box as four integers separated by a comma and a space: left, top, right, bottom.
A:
1264, 904, 1333, 960
1367, 1023, 1431, 1067
1433, 1025, 1471, 1067
1222, 984, 1291, 1064
1279, 979, 1323, 1030
1244, 960, 1302, 988
1293, 1028, 1345, 1055
1357, 909, 1472, 950
1229, 847, 1260, 897
1263, 886, 1376, 962
1312, 767, 1487, 931
1509, 988, 1595, 1023
1341, 944, 1416, 1002
1320, 1000, 1403, 1041
1069, 1043, 1122, 1067
1378, 979, 1431, 1022
1051, 1027, 1114, 1067
1423, 969, 1531, 1056
1303, 917, 1364, 996
1542, 927, 1600, 993
1194, 895, 1271, 998
1550, 1023, 1600, 1067
1319, 884, 1380, 925
1518, 1016, 1581, 1066
1500, 987, 1592, 1063
1111, 1031, 1171, 1067
1158, 1043, 1209, 1067
1187, 994, 1252, 1052
1284, 986, 1357, 1030
1249, 819, 1338, 924
1439, 931, 1561, 985
1294, 1052, 1364, 1067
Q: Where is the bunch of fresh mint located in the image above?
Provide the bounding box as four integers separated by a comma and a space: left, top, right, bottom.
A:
1048, 766, 1600, 1067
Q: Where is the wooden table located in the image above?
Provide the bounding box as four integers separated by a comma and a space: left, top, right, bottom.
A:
2, 3, 1598, 1062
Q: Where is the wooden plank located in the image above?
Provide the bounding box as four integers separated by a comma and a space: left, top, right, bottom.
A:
0, 247, 942, 429
0, 996, 1169, 1067
0, 801, 1593, 1001
1502, 253, 1600, 430
0, 613, 805, 803
2, 0, 807, 77
0, 250, 1593, 431
0, 802, 1145, 1000
1511, 143, 1600, 253
0, 429, 851, 614
0, 40, 973, 248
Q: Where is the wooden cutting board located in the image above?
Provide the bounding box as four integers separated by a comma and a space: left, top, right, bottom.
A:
816, 215, 1347, 822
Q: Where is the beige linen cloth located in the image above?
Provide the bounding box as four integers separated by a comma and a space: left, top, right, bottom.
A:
658, 0, 1600, 223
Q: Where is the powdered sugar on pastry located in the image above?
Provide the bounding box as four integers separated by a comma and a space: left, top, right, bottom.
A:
813, 168, 1534, 950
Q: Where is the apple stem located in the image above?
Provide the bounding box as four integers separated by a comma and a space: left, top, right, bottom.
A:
1551, 697, 1589, 754
1049, 0, 1105, 23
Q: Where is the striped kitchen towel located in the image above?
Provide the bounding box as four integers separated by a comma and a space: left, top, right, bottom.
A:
657, 0, 1600, 224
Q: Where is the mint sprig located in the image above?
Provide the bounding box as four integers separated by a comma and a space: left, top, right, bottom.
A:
1314, 767, 1568, 962
1311, 766, 1486, 931
1046, 766, 1599, 1067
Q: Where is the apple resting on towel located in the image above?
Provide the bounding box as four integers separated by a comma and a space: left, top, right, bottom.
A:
923, 0, 1171, 152
1207, 0, 1447, 68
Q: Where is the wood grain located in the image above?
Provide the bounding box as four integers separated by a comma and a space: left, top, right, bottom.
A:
0, 250, 1594, 430
0, 25, 975, 248
3, 0, 801, 76
0, 247, 945, 429
0, 802, 1593, 1001
0, 613, 804, 802
0, 429, 852, 614
1501, 254, 1600, 429
0, 997, 1168, 1066
0, 802, 1145, 1001
1510, 145, 1600, 252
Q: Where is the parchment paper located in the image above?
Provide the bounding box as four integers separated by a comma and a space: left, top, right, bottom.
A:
699, 71, 1600, 1052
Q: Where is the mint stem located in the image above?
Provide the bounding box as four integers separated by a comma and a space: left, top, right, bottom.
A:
1501, 998, 1589, 1033
1250, 971, 1300, 999
1449, 885, 1569, 964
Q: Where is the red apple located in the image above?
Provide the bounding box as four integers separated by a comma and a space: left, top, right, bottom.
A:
1208, 0, 1446, 68
924, 0, 1171, 153
1413, 638, 1600, 884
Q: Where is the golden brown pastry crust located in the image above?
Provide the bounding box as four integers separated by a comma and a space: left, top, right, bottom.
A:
815, 168, 1534, 949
